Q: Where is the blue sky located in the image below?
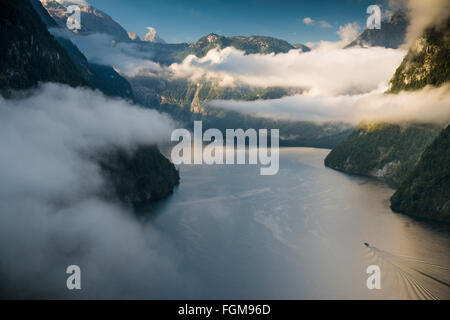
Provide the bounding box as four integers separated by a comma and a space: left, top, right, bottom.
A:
88, 0, 388, 44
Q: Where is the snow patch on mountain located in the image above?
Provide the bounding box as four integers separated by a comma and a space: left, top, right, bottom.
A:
143, 27, 166, 43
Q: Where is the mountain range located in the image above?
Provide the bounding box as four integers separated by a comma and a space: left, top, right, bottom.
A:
6, 0, 447, 218
38, 1, 352, 149
40, 0, 311, 64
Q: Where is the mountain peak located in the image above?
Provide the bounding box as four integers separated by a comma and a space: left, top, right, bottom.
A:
40, 0, 130, 42
128, 32, 140, 41
142, 27, 165, 43
345, 10, 409, 49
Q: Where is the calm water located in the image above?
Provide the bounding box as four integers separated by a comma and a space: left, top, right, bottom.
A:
143, 147, 450, 299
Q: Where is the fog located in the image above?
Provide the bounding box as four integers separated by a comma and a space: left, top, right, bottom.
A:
0, 83, 200, 298
50, 29, 162, 76
169, 46, 405, 96
391, 0, 450, 47
209, 84, 450, 124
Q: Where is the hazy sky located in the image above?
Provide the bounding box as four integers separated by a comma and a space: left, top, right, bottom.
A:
87, 0, 384, 44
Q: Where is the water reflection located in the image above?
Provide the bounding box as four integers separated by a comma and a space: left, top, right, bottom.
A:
141, 148, 449, 299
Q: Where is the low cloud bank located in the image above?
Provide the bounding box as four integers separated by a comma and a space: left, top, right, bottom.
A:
51, 29, 162, 76
169, 46, 405, 96
0, 84, 198, 298
54, 28, 405, 97
209, 84, 450, 124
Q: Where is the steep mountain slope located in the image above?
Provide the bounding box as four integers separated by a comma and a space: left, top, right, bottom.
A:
326, 20, 450, 221
30, 0, 133, 99
0, 0, 87, 94
325, 122, 441, 185
346, 11, 408, 49
1, 0, 179, 204
388, 18, 450, 93
40, 0, 130, 41
390, 125, 450, 222
99, 146, 180, 205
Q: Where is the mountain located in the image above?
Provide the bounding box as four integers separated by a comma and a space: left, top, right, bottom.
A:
293, 43, 311, 52
325, 20, 450, 222
178, 33, 296, 59
346, 11, 408, 49
40, 0, 130, 41
142, 27, 166, 43
0, 0, 88, 95
128, 32, 140, 41
324, 122, 442, 185
98, 146, 180, 206
390, 125, 450, 222
1, 0, 179, 204
30, 0, 133, 99
131, 33, 300, 66
388, 18, 450, 93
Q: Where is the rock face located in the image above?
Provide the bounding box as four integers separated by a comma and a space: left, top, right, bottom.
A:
388, 18, 450, 93
40, 0, 131, 41
391, 125, 450, 223
346, 11, 408, 49
98, 146, 180, 206
29, 0, 134, 99
0, 0, 87, 94
142, 27, 165, 43
324, 122, 442, 185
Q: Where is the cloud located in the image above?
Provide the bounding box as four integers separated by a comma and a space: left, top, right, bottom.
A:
169, 46, 406, 96
301, 17, 331, 28
54, 0, 88, 5
318, 20, 332, 28
307, 22, 361, 50
337, 22, 360, 43
302, 17, 314, 25
208, 84, 450, 124
389, 0, 450, 47
51, 29, 162, 76
0, 83, 199, 298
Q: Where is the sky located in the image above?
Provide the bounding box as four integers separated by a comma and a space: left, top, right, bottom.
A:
87, 0, 387, 44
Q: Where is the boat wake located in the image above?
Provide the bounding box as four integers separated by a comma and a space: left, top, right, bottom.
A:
364, 243, 450, 300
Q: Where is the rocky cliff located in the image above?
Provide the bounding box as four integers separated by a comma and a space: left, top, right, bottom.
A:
391, 125, 450, 222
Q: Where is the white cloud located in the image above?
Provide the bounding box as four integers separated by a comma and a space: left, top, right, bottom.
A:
51, 29, 162, 76
209, 84, 450, 124
0, 84, 197, 298
389, 0, 450, 47
54, 0, 88, 5
318, 20, 332, 28
169, 46, 406, 96
302, 17, 314, 25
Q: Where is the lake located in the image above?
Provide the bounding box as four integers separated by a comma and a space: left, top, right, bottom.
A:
142, 147, 450, 299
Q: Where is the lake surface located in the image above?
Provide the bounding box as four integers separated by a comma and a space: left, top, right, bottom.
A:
143, 147, 450, 299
